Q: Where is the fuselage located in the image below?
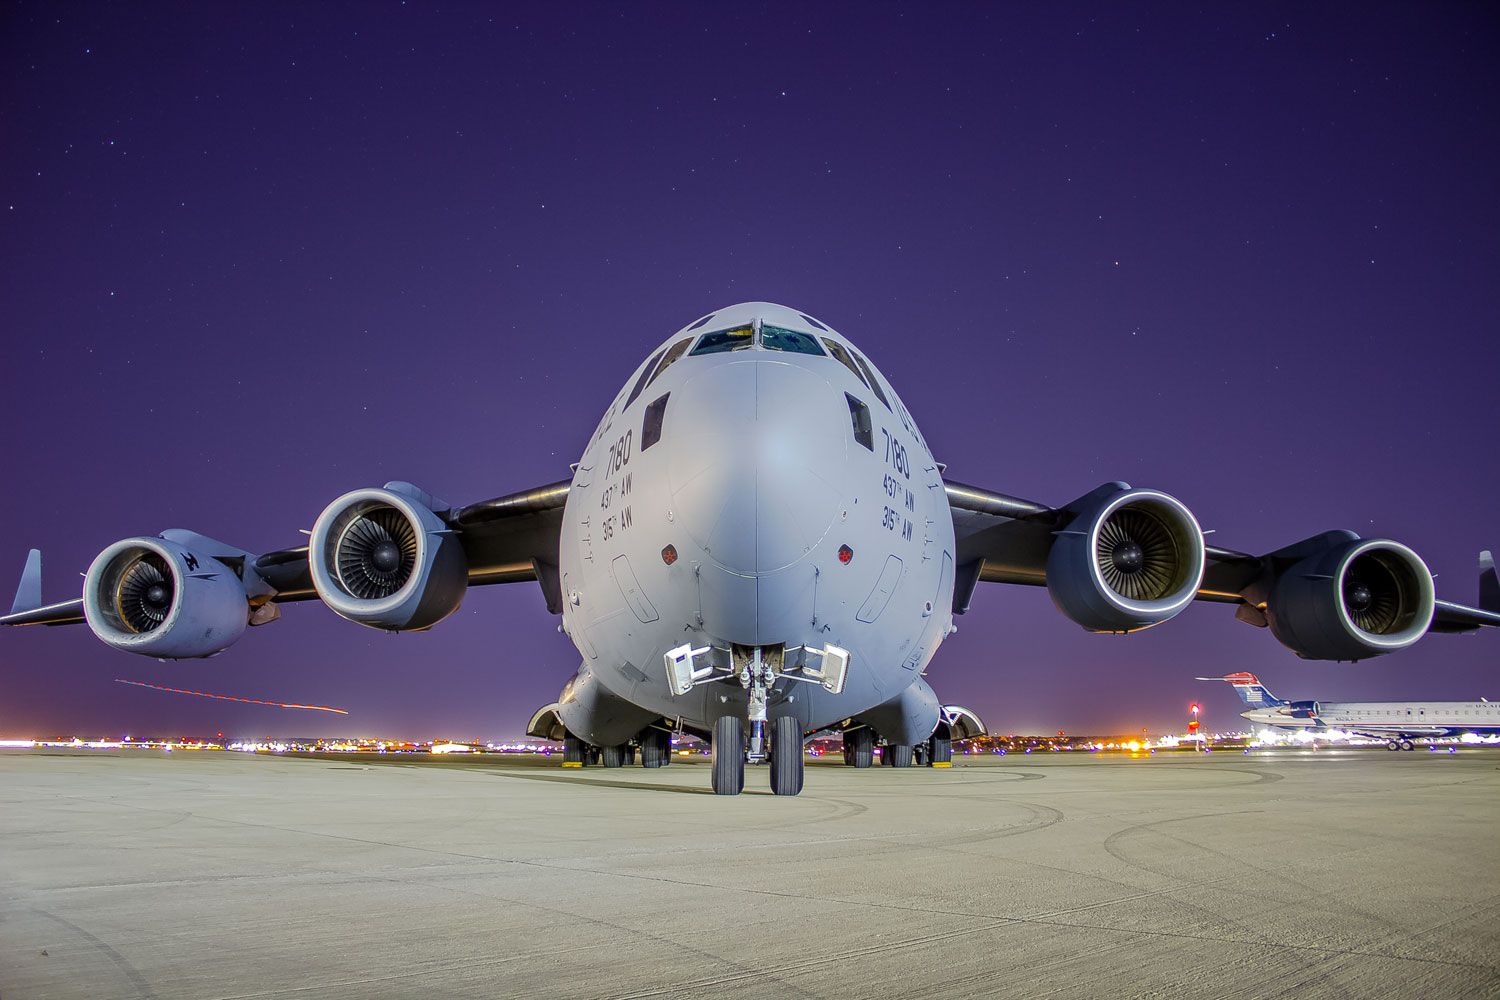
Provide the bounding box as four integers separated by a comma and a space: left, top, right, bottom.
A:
1243, 701, 1500, 737
555, 302, 956, 740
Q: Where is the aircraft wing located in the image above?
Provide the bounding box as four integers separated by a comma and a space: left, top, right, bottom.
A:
252, 478, 572, 611
946, 479, 1500, 655
3, 478, 572, 630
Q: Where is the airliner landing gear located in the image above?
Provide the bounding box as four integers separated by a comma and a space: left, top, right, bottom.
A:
845, 727, 874, 768
640, 728, 671, 768
599, 744, 625, 768
563, 734, 588, 767
1386, 740, 1400, 751
712, 715, 745, 795
1400, 739, 1415, 751
770, 715, 805, 796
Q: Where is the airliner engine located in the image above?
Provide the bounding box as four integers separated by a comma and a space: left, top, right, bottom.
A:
309, 486, 467, 631
1046, 486, 1206, 633
83, 538, 250, 658
1265, 537, 1434, 661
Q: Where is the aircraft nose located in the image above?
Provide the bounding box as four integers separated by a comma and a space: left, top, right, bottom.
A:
668, 358, 849, 576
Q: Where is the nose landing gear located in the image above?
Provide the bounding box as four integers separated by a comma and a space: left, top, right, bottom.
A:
712, 715, 745, 795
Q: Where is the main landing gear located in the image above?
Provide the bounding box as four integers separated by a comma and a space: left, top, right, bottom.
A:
841, 731, 951, 768
1386, 738, 1417, 751
562, 726, 673, 769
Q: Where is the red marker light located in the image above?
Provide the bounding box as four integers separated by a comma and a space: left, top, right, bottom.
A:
661, 544, 678, 566
838, 544, 853, 564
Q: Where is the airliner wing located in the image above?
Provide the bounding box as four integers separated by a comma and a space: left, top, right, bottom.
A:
946, 479, 1500, 640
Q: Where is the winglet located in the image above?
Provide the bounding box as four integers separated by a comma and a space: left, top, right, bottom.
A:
1481, 551, 1499, 613
11, 549, 42, 615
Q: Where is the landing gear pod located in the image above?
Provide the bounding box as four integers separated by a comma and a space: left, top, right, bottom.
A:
1046, 485, 1206, 632
1266, 538, 1434, 660
83, 538, 249, 658
309, 487, 468, 631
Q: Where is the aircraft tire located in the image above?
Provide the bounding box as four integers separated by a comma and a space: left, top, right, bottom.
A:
1386, 740, 1400, 751
846, 727, 874, 768
1400, 739, 1415, 751
929, 736, 952, 765
564, 735, 586, 766
888, 744, 914, 768
599, 744, 625, 768
640, 728, 671, 768
769, 716, 805, 796
623, 745, 636, 766
711, 715, 745, 795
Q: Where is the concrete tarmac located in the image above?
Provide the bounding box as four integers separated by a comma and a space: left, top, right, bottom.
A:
2, 747, 1498, 999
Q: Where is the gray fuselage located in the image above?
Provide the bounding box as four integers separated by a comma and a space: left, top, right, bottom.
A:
554, 302, 956, 744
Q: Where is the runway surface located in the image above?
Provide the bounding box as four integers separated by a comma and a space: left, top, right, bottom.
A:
2, 747, 1497, 999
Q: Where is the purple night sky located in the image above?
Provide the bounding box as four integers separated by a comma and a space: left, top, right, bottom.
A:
2, 4, 1497, 740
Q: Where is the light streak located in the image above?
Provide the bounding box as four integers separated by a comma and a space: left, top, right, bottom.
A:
114, 679, 348, 714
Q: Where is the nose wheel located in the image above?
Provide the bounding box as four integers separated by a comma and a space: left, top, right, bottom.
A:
712, 715, 745, 795
769, 715, 805, 796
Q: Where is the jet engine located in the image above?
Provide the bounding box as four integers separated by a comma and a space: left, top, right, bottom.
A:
1286, 700, 1320, 719
1265, 537, 1434, 661
83, 538, 250, 658
1046, 485, 1206, 632
309, 486, 468, 631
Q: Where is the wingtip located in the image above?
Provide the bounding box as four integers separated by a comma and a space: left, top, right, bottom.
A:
1481, 550, 1499, 613
10, 549, 42, 615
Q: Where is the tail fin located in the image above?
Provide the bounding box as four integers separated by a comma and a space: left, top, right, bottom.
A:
1481, 551, 1498, 613
1195, 672, 1285, 708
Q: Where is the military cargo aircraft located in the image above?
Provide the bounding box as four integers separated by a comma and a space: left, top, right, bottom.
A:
7, 303, 1499, 794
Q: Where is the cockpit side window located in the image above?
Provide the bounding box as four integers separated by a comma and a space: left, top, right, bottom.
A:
846, 393, 873, 451
645, 337, 693, 390
822, 338, 870, 388
761, 326, 826, 356
849, 350, 891, 409
623, 346, 668, 410
690, 326, 754, 355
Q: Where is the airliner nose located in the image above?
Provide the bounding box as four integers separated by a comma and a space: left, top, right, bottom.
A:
668, 358, 849, 576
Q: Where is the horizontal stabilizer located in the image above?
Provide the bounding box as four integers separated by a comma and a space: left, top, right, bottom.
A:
1196, 672, 1283, 708
10, 549, 41, 615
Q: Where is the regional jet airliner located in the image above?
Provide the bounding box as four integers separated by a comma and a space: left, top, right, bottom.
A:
6, 303, 1500, 794
1202, 669, 1500, 750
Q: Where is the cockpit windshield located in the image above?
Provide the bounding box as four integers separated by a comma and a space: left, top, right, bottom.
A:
689, 326, 754, 355
761, 326, 826, 356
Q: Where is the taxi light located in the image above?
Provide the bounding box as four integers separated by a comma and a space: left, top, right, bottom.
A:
838, 544, 853, 565
661, 544, 678, 566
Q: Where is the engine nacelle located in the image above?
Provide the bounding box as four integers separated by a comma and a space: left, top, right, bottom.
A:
309, 486, 468, 631
1266, 537, 1434, 661
1286, 700, 1321, 720
84, 538, 250, 658
1046, 485, 1206, 632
